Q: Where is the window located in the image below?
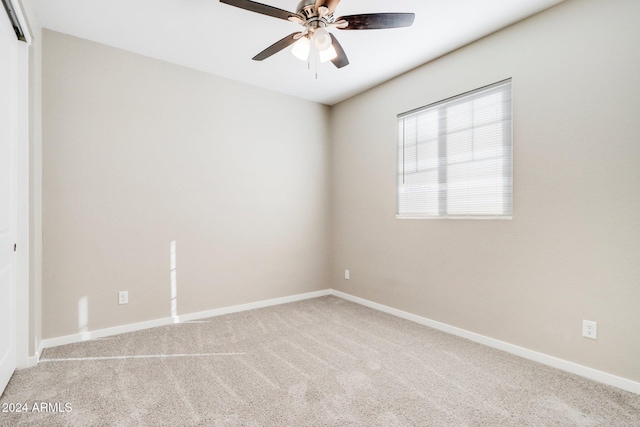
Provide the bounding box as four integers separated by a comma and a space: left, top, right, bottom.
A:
397, 79, 512, 219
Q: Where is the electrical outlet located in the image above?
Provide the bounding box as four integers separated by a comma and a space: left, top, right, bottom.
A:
344, 270, 350, 280
582, 320, 597, 339
118, 291, 128, 305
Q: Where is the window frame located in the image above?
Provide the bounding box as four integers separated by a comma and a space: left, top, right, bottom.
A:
396, 79, 513, 220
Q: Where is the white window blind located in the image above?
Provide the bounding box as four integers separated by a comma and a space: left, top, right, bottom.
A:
397, 79, 512, 219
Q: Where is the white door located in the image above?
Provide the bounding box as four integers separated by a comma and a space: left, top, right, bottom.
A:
0, 4, 19, 394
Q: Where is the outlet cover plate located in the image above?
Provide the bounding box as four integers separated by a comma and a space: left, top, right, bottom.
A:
119, 291, 128, 305
344, 270, 350, 280
582, 320, 597, 339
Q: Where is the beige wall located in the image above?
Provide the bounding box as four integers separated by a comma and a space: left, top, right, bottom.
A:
42, 30, 331, 339
330, 0, 640, 382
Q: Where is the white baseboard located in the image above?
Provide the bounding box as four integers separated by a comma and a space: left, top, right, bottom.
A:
19, 342, 42, 369
178, 289, 330, 323
41, 317, 176, 349
26, 356, 38, 368
26, 345, 41, 368
329, 289, 640, 396
40, 289, 330, 350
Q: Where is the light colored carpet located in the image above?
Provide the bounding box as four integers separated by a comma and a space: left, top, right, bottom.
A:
1, 296, 639, 426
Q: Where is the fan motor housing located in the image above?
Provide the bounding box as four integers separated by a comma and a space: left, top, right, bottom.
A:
297, 0, 317, 18
296, 0, 315, 11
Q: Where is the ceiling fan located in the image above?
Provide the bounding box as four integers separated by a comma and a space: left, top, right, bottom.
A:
219, 0, 415, 69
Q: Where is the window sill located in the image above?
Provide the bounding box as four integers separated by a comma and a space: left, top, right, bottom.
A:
396, 214, 512, 220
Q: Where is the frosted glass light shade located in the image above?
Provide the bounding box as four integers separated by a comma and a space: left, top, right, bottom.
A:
319, 44, 338, 63
313, 28, 332, 51
292, 37, 311, 61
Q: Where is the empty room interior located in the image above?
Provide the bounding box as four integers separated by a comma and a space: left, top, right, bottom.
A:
1, 0, 639, 425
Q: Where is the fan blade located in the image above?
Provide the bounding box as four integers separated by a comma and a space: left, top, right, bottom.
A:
315, 0, 341, 14
220, 0, 295, 21
329, 34, 349, 68
252, 33, 301, 61
337, 13, 415, 30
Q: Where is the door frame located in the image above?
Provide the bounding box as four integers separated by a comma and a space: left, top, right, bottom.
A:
5, 0, 33, 370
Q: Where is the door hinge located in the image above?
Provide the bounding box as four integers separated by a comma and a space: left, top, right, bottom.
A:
14, 243, 16, 252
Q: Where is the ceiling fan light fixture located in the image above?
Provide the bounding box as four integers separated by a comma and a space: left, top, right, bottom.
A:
219, 0, 415, 70
319, 43, 338, 63
291, 36, 311, 61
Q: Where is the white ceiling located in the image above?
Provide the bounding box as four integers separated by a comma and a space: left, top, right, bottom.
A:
32, 0, 564, 105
